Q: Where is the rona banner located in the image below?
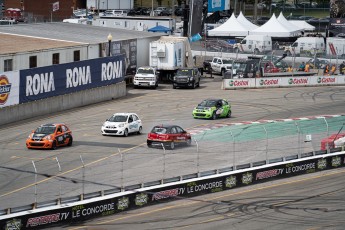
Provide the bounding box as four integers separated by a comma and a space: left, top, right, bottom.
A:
19, 55, 125, 103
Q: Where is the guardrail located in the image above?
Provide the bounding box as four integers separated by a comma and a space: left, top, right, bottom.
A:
1, 147, 344, 229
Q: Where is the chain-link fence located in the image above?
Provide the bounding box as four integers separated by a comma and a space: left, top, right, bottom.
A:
1, 116, 344, 214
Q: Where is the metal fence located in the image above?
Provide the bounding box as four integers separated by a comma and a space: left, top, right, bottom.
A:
1, 115, 344, 215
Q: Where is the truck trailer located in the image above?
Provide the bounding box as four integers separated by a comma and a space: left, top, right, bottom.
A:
149, 36, 201, 82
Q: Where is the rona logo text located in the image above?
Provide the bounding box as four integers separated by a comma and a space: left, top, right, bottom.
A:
101, 61, 123, 81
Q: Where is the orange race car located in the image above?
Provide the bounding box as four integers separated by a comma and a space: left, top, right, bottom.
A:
26, 123, 73, 150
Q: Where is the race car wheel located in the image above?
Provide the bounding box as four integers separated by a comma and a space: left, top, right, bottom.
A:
212, 112, 217, 120
186, 139, 192, 146
137, 126, 142, 135
51, 141, 57, 150
123, 128, 129, 137
169, 142, 175, 150
147, 140, 152, 148
227, 110, 232, 118
67, 137, 73, 146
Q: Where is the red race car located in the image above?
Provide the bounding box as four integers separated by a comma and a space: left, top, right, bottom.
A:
26, 123, 73, 150
147, 125, 192, 150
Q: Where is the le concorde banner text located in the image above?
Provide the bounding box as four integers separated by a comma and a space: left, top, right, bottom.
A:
1, 152, 344, 229
19, 55, 125, 103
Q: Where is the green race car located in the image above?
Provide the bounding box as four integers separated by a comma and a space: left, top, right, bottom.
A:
192, 98, 231, 119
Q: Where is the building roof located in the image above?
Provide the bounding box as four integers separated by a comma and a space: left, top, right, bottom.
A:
0, 22, 161, 54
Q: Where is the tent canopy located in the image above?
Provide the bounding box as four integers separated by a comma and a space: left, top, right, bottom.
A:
148, 25, 172, 33
288, 20, 315, 31
236, 11, 258, 31
208, 13, 251, 37
250, 14, 300, 37
277, 12, 303, 33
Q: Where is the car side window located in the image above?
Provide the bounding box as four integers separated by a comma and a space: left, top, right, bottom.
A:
61, 125, 67, 132
176, 126, 183, 133
171, 127, 177, 134
217, 101, 222, 107
57, 126, 62, 133
222, 100, 228, 106
132, 115, 137, 121
128, 115, 133, 123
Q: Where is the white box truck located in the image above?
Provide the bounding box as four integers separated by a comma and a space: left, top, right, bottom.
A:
326, 37, 345, 57
234, 35, 272, 54
149, 36, 197, 81
285, 36, 325, 56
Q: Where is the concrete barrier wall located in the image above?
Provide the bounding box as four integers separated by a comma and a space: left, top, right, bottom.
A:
0, 82, 126, 126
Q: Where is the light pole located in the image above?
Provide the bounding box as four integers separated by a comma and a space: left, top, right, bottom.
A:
107, 33, 112, 56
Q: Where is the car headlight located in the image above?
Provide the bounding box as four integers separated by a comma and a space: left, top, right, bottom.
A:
28, 134, 33, 139
118, 124, 124, 128
43, 135, 52, 140
102, 123, 106, 127
189, 77, 194, 81
173, 76, 176, 81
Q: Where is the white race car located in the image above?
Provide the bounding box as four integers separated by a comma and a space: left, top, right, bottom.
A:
101, 113, 142, 137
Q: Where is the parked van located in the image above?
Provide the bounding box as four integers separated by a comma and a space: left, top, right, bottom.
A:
234, 35, 272, 54
286, 36, 325, 56
103, 10, 128, 17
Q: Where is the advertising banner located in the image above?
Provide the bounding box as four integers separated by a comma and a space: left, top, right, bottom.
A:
208, 0, 230, 12
1, 153, 345, 229
103, 39, 137, 76
19, 55, 125, 103
275, 76, 310, 87
223, 78, 256, 89
255, 78, 281, 88
309, 75, 339, 85
0, 71, 20, 108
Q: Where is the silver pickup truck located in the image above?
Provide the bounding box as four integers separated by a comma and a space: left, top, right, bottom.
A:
210, 57, 233, 76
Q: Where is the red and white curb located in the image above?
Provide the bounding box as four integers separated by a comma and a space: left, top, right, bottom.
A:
187, 115, 344, 135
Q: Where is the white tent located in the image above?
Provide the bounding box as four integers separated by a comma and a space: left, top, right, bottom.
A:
250, 14, 301, 37
288, 20, 315, 31
277, 12, 303, 34
236, 11, 258, 31
208, 13, 251, 37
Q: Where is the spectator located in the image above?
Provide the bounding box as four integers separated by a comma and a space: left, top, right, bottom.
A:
330, 64, 336, 75
298, 62, 305, 71
323, 64, 330, 75
304, 63, 310, 72
287, 65, 293, 72
339, 61, 345, 75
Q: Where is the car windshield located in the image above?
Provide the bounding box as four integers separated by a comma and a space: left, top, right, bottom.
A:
199, 100, 217, 107
176, 69, 192, 76
137, 68, 154, 74
151, 127, 168, 134
35, 126, 56, 134
109, 115, 128, 122
232, 62, 246, 71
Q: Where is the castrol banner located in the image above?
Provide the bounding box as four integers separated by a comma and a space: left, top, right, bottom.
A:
280, 76, 310, 87
223, 78, 256, 89
222, 75, 345, 90
0, 71, 20, 108
255, 78, 280, 88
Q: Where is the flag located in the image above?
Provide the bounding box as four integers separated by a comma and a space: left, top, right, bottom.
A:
52, 2, 59, 12
189, 33, 202, 43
